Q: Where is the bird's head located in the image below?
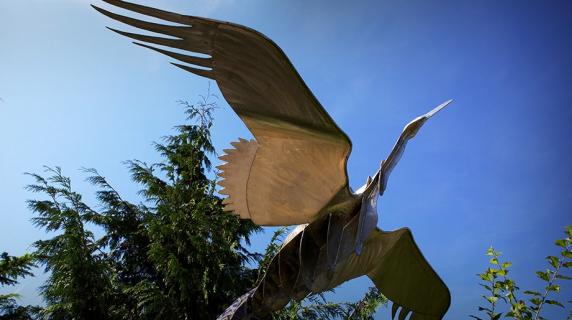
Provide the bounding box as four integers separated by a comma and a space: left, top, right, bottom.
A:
402, 99, 453, 140
402, 116, 427, 140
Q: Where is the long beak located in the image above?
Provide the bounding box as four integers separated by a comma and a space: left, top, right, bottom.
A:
424, 99, 453, 119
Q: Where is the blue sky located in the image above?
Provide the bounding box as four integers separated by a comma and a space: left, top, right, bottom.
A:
1, 0, 571, 318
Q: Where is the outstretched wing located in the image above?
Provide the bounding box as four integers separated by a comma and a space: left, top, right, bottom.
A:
218, 224, 450, 319
329, 228, 451, 320
94, 0, 352, 226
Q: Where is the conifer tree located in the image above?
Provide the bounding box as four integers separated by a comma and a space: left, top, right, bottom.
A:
26, 167, 114, 320
84, 93, 260, 319
25, 92, 387, 319
0, 252, 39, 320
116, 95, 260, 318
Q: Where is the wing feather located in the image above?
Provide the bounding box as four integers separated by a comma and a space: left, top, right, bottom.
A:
362, 229, 450, 319
309, 227, 450, 319
245, 224, 450, 318
134, 42, 212, 68
95, 0, 352, 225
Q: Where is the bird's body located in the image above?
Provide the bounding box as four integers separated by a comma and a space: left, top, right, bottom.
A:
237, 102, 452, 318
93, 1, 454, 319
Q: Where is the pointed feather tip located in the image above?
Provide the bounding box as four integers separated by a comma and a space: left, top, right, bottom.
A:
170, 62, 185, 70
171, 62, 199, 72
105, 26, 125, 36
91, 4, 120, 21
91, 5, 118, 23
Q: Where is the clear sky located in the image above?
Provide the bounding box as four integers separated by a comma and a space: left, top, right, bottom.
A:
1, 0, 571, 319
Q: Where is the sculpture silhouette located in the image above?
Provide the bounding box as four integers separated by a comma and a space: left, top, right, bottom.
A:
93, 1, 453, 319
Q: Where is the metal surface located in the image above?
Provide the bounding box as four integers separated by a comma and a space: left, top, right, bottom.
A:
94, 1, 453, 319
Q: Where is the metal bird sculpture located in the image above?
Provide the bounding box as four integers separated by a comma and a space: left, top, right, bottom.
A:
93, 1, 453, 319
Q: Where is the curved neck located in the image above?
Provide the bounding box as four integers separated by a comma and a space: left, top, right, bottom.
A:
379, 134, 410, 195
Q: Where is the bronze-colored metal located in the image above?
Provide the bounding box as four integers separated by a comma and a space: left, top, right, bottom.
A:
94, 1, 453, 319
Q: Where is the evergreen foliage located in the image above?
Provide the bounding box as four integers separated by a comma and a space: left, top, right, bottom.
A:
20, 92, 389, 319
97, 94, 261, 318
345, 287, 388, 320
25, 94, 261, 319
26, 167, 114, 320
0, 252, 34, 287
0, 252, 39, 320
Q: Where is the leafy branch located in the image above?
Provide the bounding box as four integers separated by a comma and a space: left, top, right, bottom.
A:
472, 225, 572, 320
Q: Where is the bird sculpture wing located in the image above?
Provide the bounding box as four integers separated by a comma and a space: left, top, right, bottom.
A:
330, 228, 451, 320
94, 0, 352, 226
238, 226, 450, 319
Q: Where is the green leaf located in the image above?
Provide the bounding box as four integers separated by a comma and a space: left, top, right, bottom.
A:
530, 297, 542, 306
546, 284, 560, 292
555, 239, 567, 248
480, 273, 493, 281
479, 284, 492, 291
487, 246, 495, 256
536, 271, 550, 281
490, 257, 499, 265
487, 296, 499, 304
524, 290, 542, 296
562, 250, 572, 258
563, 262, 572, 268
546, 255, 560, 269
502, 261, 512, 269
545, 299, 564, 308
555, 274, 572, 280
